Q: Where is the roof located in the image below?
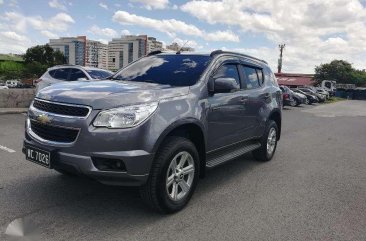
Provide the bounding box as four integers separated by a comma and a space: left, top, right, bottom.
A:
151, 50, 268, 64
275, 73, 316, 86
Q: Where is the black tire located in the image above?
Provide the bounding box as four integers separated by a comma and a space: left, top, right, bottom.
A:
140, 136, 200, 213
295, 99, 301, 106
252, 120, 278, 162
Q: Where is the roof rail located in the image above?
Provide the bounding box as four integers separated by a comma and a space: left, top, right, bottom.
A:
147, 50, 162, 56
210, 50, 268, 64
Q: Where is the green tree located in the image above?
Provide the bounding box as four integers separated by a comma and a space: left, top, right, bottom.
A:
0, 61, 25, 80
23, 44, 65, 66
314, 60, 354, 85
22, 44, 66, 78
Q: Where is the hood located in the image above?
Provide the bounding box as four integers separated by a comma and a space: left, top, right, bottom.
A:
36, 80, 189, 109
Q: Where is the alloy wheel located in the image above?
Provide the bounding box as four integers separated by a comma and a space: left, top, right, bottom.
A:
166, 151, 195, 201
267, 127, 277, 156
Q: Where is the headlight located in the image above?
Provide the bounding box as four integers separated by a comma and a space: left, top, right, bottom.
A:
93, 102, 158, 129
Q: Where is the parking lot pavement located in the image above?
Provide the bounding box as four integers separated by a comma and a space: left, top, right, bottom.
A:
1, 101, 366, 241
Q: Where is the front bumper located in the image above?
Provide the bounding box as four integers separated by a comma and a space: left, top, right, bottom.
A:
23, 103, 156, 186
23, 137, 153, 186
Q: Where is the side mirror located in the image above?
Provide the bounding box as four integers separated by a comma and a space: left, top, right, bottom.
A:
213, 77, 240, 93
77, 77, 88, 81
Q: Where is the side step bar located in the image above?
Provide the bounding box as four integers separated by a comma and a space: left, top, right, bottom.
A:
206, 142, 261, 168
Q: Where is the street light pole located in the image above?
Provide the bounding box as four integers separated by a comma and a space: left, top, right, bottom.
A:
278, 44, 285, 73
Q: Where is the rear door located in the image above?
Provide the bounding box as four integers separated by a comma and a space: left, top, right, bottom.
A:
238, 63, 268, 138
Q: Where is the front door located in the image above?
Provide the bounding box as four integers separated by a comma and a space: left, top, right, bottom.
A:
207, 63, 251, 151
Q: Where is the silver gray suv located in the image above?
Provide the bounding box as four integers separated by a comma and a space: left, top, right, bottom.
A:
23, 50, 282, 213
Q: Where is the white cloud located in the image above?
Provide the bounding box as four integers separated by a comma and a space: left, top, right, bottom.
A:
121, 29, 131, 35
40, 30, 58, 39
205, 30, 239, 42
130, 0, 169, 10
99, 2, 108, 10
112, 10, 239, 42
3, 12, 75, 33
97, 39, 109, 44
181, 0, 366, 72
48, 0, 67, 11
0, 31, 31, 53
172, 38, 202, 49
88, 25, 118, 37
0, 0, 3, 5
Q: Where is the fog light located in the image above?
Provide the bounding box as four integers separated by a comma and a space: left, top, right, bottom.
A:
92, 157, 126, 172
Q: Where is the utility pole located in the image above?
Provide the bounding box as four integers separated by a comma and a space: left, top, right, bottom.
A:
278, 44, 285, 73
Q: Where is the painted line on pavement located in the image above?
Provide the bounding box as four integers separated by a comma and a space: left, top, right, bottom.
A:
0, 145, 16, 153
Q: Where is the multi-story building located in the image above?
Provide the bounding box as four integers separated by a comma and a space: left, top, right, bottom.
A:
166, 42, 194, 52
107, 35, 147, 71
85, 40, 108, 69
147, 37, 163, 54
49, 36, 86, 66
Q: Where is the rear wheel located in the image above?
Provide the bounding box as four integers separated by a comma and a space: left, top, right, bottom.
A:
253, 120, 278, 162
140, 136, 199, 213
305, 98, 309, 105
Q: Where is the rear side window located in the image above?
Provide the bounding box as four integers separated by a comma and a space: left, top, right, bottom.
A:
256, 69, 264, 85
69, 69, 88, 81
213, 64, 241, 87
53, 68, 70, 80
242, 66, 260, 89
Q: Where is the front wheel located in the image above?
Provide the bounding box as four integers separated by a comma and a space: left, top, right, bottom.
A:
140, 136, 199, 213
253, 120, 278, 162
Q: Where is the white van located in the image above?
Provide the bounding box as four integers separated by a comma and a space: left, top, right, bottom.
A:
321, 80, 336, 96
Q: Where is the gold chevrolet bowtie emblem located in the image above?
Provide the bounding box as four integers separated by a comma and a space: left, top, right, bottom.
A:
37, 114, 51, 124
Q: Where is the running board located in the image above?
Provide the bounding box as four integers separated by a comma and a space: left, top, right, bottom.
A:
206, 142, 261, 168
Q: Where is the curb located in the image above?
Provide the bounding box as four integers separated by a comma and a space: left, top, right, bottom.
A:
0, 109, 28, 115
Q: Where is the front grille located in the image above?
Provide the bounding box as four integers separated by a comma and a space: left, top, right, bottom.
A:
30, 120, 79, 143
33, 99, 90, 117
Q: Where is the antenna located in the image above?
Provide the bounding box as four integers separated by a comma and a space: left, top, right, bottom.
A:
176, 41, 189, 54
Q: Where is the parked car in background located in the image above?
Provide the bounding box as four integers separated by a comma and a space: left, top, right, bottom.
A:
292, 89, 318, 104
307, 86, 328, 100
291, 89, 308, 105
5, 80, 20, 88
315, 88, 330, 99
15, 83, 34, 88
280, 85, 296, 106
35, 65, 114, 92
299, 88, 325, 102
0, 84, 9, 89
24, 50, 282, 213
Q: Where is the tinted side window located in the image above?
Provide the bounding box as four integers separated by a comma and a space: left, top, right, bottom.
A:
242, 66, 260, 89
53, 68, 70, 80
48, 70, 57, 77
213, 64, 240, 87
256, 69, 264, 85
69, 69, 88, 81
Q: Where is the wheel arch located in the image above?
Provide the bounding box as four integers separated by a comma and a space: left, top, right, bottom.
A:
268, 110, 282, 140
152, 118, 207, 178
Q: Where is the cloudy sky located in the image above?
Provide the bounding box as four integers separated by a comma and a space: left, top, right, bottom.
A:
0, 0, 365, 73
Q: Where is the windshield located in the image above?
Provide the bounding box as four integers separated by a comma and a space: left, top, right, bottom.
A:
87, 70, 113, 79
111, 55, 212, 86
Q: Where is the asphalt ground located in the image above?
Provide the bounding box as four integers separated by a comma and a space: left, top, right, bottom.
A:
0, 100, 365, 241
